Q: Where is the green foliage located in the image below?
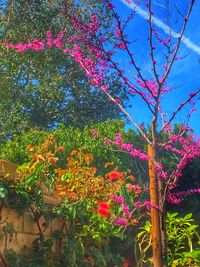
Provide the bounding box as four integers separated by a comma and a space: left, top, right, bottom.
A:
167, 213, 200, 267
0, 184, 8, 198
0, 120, 147, 181
136, 213, 200, 267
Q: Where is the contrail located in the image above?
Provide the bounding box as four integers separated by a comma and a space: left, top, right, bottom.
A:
119, 0, 200, 56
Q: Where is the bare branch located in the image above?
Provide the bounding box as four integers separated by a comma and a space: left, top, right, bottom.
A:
160, 0, 195, 86
148, 0, 160, 85
159, 88, 200, 134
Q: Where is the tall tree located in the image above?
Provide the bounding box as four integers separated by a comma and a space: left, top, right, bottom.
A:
0, 0, 126, 139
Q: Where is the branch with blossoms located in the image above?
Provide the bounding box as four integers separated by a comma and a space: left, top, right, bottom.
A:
92, 127, 200, 207
3, 0, 198, 131
160, 90, 200, 133
156, 132, 200, 206
4, 1, 199, 140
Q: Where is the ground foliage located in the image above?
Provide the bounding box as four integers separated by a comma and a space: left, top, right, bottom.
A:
136, 213, 200, 267
0, 120, 199, 266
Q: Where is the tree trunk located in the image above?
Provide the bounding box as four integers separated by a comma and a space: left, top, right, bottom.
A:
148, 143, 163, 267
160, 207, 168, 267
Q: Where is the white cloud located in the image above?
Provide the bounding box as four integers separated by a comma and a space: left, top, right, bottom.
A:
119, 0, 200, 55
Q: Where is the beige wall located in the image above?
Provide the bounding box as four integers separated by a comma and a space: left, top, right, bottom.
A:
0, 160, 63, 257
0, 207, 64, 254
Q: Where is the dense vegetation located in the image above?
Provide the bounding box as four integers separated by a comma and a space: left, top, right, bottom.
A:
0, 0, 200, 266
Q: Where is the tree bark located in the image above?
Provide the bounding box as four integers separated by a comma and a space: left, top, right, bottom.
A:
148, 143, 163, 267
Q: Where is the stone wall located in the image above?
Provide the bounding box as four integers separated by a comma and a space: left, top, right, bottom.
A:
0, 207, 64, 254
0, 160, 64, 260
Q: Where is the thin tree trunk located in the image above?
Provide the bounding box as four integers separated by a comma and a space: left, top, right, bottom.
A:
160, 207, 168, 267
148, 143, 163, 267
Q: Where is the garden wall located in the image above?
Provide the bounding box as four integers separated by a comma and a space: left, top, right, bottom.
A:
0, 160, 64, 260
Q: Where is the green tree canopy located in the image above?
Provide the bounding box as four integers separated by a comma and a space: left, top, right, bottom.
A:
0, 0, 127, 139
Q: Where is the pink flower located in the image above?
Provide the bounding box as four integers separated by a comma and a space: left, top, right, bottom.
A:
143, 200, 152, 210
114, 217, 128, 226
134, 201, 142, 209
90, 129, 99, 139
110, 195, 125, 204
130, 185, 141, 191
121, 204, 131, 218
101, 86, 108, 92
46, 31, 52, 38
116, 29, 122, 38
116, 42, 126, 50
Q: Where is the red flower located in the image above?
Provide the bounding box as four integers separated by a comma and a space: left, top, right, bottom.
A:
108, 171, 123, 181
123, 258, 130, 267
95, 243, 100, 249
97, 201, 110, 218
98, 207, 110, 217
98, 201, 109, 209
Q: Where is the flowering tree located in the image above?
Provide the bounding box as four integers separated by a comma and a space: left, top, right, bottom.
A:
3, 0, 200, 266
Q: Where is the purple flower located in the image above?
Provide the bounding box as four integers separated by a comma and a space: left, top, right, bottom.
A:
110, 195, 125, 204
114, 217, 128, 226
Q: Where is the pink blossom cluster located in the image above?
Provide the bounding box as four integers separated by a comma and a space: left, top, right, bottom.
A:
152, 132, 200, 202
163, 134, 200, 185
110, 194, 125, 204
136, 78, 172, 102
163, 124, 172, 132
46, 31, 64, 48
5, 14, 109, 93
138, 79, 158, 98
5, 39, 46, 53
90, 129, 100, 139
167, 188, 200, 204
116, 42, 126, 50
114, 217, 128, 226
134, 200, 143, 209
5, 31, 65, 52
158, 171, 169, 180
110, 194, 131, 219
104, 133, 149, 160
115, 29, 122, 38
129, 184, 141, 191
70, 14, 99, 35
151, 161, 170, 180
121, 202, 132, 218
4, 8, 177, 109
134, 200, 159, 210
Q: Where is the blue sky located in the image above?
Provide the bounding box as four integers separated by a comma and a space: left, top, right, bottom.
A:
112, 0, 200, 134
